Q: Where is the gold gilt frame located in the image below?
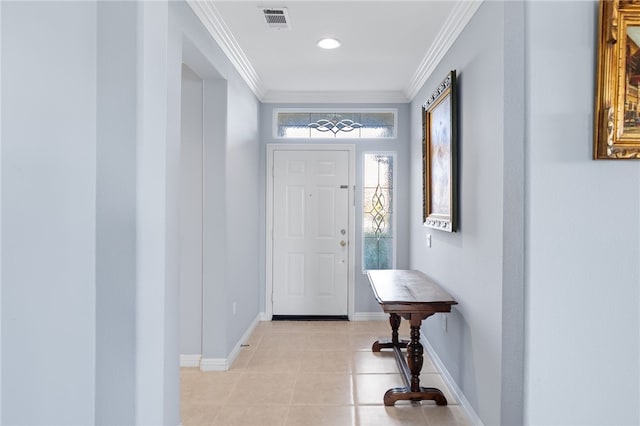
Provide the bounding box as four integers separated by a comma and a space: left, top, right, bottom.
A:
595, 0, 640, 159
423, 70, 457, 232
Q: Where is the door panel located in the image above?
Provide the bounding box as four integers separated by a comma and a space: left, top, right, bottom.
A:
272, 150, 349, 316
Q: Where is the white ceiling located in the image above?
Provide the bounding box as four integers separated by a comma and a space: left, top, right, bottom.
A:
188, 1, 483, 103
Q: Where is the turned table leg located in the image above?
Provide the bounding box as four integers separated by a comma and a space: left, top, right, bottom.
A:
372, 313, 408, 352
407, 322, 423, 392
382, 315, 448, 406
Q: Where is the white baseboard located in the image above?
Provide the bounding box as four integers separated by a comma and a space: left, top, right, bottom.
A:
353, 311, 388, 321
199, 357, 228, 371
225, 313, 260, 368
259, 311, 270, 321
179, 354, 202, 368
421, 332, 484, 426
199, 313, 261, 372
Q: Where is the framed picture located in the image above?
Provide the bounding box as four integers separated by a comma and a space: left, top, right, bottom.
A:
423, 70, 457, 232
595, 0, 640, 159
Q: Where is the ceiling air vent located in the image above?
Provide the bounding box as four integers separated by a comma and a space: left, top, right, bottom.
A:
261, 7, 291, 30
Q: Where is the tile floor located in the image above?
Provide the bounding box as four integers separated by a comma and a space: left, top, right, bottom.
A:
180, 320, 473, 426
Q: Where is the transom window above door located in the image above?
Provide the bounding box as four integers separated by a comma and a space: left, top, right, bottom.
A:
274, 109, 397, 139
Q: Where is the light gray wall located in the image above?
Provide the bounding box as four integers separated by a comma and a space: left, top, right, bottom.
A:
179, 65, 204, 355
409, 3, 524, 425
409, 1, 640, 425
2, 2, 97, 424
133, 3, 179, 423
96, 2, 137, 424
174, 2, 261, 359
524, 2, 640, 424
259, 104, 411, 315
1, 1, 262, 424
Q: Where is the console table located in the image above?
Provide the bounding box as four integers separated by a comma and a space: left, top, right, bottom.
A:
367, 269, 458, 406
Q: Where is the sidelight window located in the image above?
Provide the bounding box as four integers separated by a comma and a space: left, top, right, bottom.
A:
363, 153, 395, 271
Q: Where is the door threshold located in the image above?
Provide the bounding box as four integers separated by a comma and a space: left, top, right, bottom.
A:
272, 315, 348, 321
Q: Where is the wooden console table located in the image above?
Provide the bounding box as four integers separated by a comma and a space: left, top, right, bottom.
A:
367, 269, 458, 406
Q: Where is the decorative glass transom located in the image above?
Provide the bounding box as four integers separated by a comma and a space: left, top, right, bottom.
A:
275, 110, 396, 139
363, 153, 395, 271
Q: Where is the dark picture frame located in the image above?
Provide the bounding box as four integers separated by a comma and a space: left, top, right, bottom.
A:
595, 0, 640, 159
423, 70, 458, 232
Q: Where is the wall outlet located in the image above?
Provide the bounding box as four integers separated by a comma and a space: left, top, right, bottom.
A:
426, 234, 432, 248
232, 301, 237, 315
441, 314, 447, 332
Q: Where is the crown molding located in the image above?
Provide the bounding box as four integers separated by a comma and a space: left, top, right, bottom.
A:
188, 0, 482, 104
186, 0, 265, 100
261, 90, 409, 104
405, 0, 484, 101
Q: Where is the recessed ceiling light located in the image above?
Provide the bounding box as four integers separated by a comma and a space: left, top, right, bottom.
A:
317, 38, 341, 50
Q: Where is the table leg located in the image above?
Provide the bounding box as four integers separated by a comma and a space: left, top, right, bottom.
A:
372, 313, 409, 352
407, 323, 423, 392
382, 316, 448, 406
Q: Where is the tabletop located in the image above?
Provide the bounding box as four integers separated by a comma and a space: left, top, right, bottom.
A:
367, 269, 457, 307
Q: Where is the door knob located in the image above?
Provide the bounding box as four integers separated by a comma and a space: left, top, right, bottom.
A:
340, 240, 347, 247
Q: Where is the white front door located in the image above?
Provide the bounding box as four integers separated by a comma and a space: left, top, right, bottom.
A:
272, 150, 350, 316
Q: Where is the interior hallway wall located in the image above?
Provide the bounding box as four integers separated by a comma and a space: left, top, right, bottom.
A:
175, 2, 261, 359
524, 2, 640, 424
409, 1, 640, 425
1, 1, 262, 423
96, 2, 138, 423
179, 65, 204, 356
409, 2, 523, 425
1, 2, 98, 424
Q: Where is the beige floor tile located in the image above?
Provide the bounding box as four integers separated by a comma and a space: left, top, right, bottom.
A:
352, 351, 398, 374
252, 321, 275, 333
304, 321, 350, 333
348, 320, 390, 334
246, 348, 302, 373
268, 321, 311, 334
181, 368, 203, 399
285, 405, 356, 426
348, 333, 387, 351
422, 405, 471, 426
243, 329, 265, 347
302, 350, 352, 373
212, 404, 288, 426
353, 373, 403, 405
229, 348, 256, 371
180, 321, 471, 426
188, 372, 243, 405
291, 373, 354, 405
303, 332, 350, 351
417, 373, 457, 405
356, 405, 427, 426
181, 401, 223, 426
226, 372, 297, 405
259, 333, 308, 351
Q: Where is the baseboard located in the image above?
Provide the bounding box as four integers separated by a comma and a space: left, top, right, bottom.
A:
200, 313, 261, 372
353, 311, 388, 321
225, 313, 260, 369
199, 357, 228, 371
421, 332, 484, 426
179, 354, 202, 368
